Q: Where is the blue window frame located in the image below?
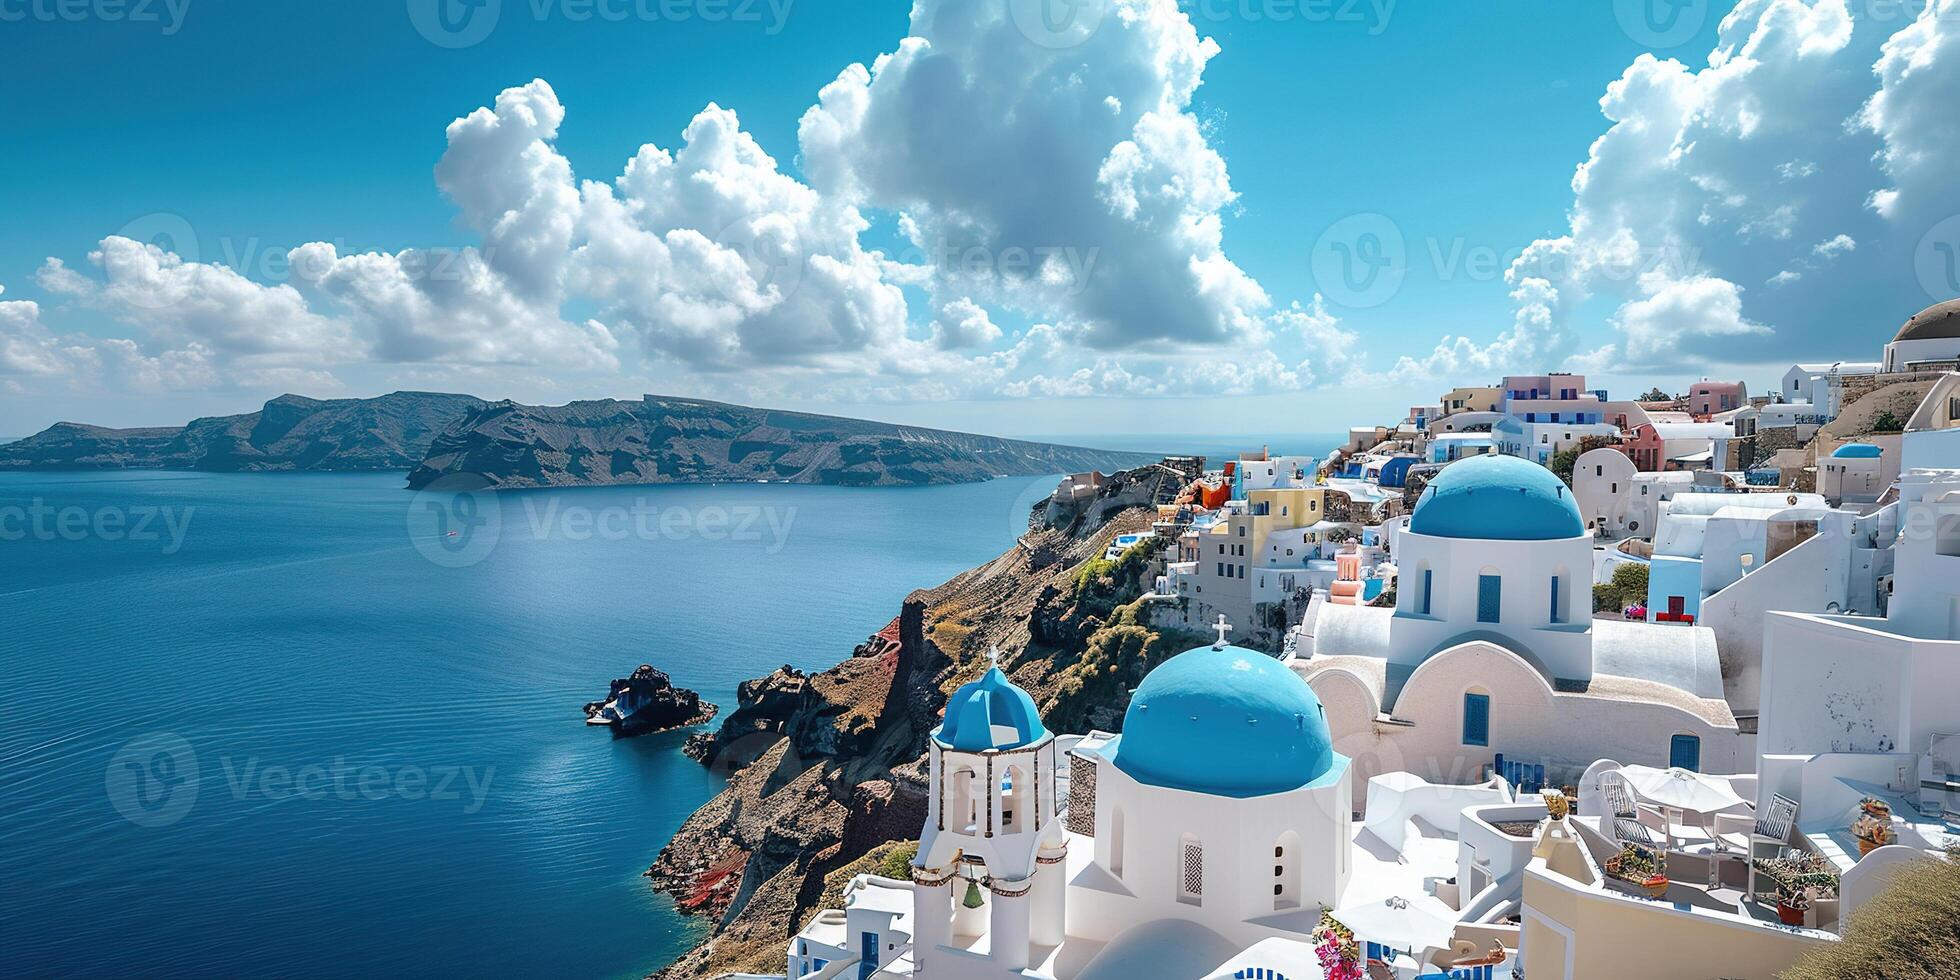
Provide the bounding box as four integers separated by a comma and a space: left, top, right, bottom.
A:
1671, 734, 1701, 772
859, 931, 881, 980
1477, 574, 1501, 623
1463, 693, 1490, 747
1550, 576, 1561, 623
1421, 568, 1434, 615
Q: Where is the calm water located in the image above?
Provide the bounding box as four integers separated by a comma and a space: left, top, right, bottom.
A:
0, 471, 1060, 978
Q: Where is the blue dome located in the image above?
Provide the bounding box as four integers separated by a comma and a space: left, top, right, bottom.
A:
1109, 644, 1336, 797
935, 667, 1048, 751
1410, 453, 1584, 540
1832, 443, 1882, 459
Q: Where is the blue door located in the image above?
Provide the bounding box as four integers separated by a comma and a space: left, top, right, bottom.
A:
859, 931, 879, 979
1670, 734, 1701, 772
1477, 574, 1501, 623
1463, 694, 1490, 747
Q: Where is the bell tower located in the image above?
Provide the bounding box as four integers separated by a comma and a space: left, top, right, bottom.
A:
913, 650, 1065, 972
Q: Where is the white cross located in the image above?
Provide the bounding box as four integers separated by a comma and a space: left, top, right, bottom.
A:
988, 645, 1001, 670
1211, 614, 1233, 649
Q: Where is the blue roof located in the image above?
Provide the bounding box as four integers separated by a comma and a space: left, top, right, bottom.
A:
1108, 644, 1337, 797
1832, 443, 1883, 459
1410, 453, 1584, 540
935, 667, 1048, 751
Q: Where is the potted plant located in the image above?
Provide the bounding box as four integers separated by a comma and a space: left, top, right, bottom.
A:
1605, 844, 1669, 899
1776, 887, 1810, 927
1851, 798, 1894, 856
1545, 792, 1570, 821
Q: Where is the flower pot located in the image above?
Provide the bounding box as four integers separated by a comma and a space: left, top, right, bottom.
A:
1777, 901, 1806, 926
1856, 834, 1885, 856
1641, 877, 1669, 900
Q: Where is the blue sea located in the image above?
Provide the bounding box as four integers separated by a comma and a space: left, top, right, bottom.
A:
0, 470, 1067, 978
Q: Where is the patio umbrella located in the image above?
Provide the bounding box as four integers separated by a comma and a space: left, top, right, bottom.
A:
1328, 894, 1457, 964
1622, 766, 1746, 850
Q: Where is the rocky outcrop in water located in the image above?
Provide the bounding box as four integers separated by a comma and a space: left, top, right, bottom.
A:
645, 461, 1202, 978
405, 395, 1159, 490
0, 392, 487, 472
584, 665, 718, 738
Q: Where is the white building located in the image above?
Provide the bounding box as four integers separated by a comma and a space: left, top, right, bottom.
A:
1570, 447, 1693, 539
1299, 455, 1740, 792
1902, 372, 1960, 471
1491, 418, 1620, 467
1817, 442, 1895, 508
1881, 298, 1960, 373
1643, 492, 1834, 625
1779, 361, 1883, 419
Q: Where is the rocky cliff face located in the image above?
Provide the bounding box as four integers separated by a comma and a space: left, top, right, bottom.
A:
645, 462, 1199, 978
0, 392, 487, 472
405, 395, 1158, 490
584, 665, 719, 738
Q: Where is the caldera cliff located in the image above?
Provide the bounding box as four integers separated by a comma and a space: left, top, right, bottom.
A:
646, 461, 1216, 978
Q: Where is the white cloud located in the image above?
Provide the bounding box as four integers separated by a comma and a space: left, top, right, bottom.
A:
1434, 0, 1960, 377
799, 0, 1269, 350
930, 298, 1003, 349
40, 238, 353, 358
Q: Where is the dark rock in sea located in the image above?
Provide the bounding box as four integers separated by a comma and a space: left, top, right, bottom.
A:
584, 665, 719, 739
405, 394, 1159, 490
0, 391, 487, 472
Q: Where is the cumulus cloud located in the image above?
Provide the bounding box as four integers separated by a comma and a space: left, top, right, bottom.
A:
1409, 0, 1960, 380
799, 0, 1269, 349
39, 238, 353, 358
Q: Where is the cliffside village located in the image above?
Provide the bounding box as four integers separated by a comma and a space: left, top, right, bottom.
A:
784, 300, 1960, 980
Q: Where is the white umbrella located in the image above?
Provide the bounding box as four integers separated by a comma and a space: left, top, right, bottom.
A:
1622, 766, 1746, 851
1328, 894, 1457, 962
1622, 766, 1745, 812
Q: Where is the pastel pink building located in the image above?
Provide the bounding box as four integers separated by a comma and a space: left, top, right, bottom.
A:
1687, 380, 1747, 417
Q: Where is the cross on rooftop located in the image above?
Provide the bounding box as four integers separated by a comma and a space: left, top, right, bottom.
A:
1212, 614, 1233, 649
988, 645, 1001, 669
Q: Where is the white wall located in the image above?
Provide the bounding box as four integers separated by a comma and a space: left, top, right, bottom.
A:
1393, 530, 1595, 682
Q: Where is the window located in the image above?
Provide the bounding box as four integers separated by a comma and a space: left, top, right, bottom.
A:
1550, 575, 1563, 623
1463, 693, 1490, 746
1179, 835, 1203, 904
1420, 567, 1434, 615
1670, 734, 1701, 772
1477, 574, 1502, 623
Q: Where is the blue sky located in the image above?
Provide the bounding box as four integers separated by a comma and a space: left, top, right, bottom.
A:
3, 0, 1955, 436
